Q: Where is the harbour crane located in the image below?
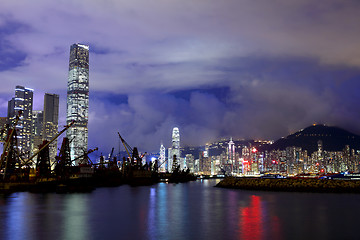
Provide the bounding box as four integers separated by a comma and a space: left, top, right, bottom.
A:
117, 132, 147, 166
24, 120, 75, 165
0, 111, 22, 180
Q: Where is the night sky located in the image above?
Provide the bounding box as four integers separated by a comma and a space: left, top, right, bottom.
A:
1, 0, 360, 154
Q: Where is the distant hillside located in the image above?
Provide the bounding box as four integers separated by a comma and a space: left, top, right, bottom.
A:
265, 125, 360, 153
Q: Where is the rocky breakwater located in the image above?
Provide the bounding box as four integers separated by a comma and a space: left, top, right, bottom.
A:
216, 177, 360, 193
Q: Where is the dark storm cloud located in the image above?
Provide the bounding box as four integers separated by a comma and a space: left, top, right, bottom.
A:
220, 56, 360, 139
0, 0, 360, 152
88, 54, 360, 152
88, 91, 227, 152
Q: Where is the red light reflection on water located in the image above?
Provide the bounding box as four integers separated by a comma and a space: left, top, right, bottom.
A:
239, 195, 263, 240
239, 195, 282, 240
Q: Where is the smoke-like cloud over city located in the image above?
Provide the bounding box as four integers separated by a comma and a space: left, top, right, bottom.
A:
1, 0, 360, 153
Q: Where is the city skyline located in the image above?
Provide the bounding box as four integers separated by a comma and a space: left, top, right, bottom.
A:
0, 1, 360, 153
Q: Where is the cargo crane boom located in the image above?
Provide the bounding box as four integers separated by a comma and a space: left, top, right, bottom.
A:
0, 123, 18, 166
0, 111, 22, 172
24, 120, 75, 164
73, 147, 98, 165
118, 132, 132, 159
109, 147, 114, 160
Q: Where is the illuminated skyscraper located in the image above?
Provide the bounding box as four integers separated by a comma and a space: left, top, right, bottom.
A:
167, 148, 172, 172
199, 149, 211, 175
228, 137, 235, 173
8, 85, 33, 156
185, 154, 195, 172
0, 117, 7, 141
32, 110, 43, 156
43, 93, 59, 163
159, 143, 166, 172
171, 127, 180, 172
241, 146, 250, 175
66, 43, 89, 164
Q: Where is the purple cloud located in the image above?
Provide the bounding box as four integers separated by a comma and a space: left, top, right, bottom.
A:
0, 0, 359, 153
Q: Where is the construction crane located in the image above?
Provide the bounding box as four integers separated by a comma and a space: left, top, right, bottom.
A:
75, 147, 98, 165
109, 147, 114, 161
36, 140, 52, 178
0, 124, 8, 143
24, 120, 75, 165
0, 111, 22, 180
16, 121, 75, 180
118, 132, 132, 160
74, 147, 98, 178
107, 147, 119, 169
117, 132, 146, 166
54, 137, 72, 180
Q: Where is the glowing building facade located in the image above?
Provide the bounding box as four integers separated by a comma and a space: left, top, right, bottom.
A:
171, 127, 180, 171
66, 43, 89, 164
167, 148, 172, 172
32, 110, 43, 156
228, 137, 235, 173
8, 85, 34, 156
159, 143, 166, 172
43, 93, 59, 164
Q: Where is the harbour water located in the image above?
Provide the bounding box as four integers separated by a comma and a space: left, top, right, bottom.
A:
1, 179, 360, 240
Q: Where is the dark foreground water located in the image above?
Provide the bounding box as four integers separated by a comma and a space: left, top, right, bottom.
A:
1, 179, 360, 240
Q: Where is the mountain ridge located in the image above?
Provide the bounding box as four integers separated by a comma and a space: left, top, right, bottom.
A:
264, 124, 360, 153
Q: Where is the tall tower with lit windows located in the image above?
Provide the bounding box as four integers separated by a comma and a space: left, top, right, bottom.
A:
66, 43, 89, 164
43, 93, 59, 164
159, 143, 166, 172
8, 85, 33, 156
171, 127, 180, 171
228, 137, 235, 173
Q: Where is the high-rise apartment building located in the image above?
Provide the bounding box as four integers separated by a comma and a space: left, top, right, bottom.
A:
43, 93, 59, 163
66, 43, 89, 164
199, 151, 211, 175
32, 110, 43, 156
0, 117, 7, 141
31, 93, 59, 165
8, 85, 33, 156
228, 137, 235, 173
185, 154, 195, 172
167, 148, 172, 172
159, 143, 166, 172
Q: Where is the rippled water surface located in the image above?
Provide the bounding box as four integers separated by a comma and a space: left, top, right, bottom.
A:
1, 179, 360, 240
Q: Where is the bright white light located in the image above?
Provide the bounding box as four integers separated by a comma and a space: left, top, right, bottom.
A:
78, 44, 89, 50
